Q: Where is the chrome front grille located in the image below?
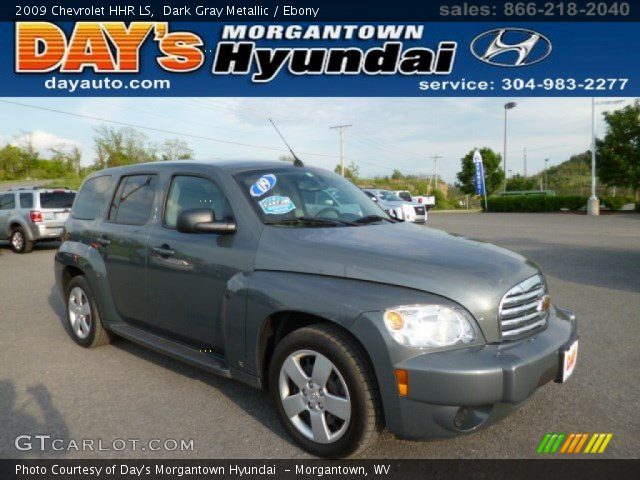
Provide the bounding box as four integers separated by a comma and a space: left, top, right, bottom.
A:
499, 274, 548, 340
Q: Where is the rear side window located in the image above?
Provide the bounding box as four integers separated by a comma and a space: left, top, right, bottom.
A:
0, 194, 15, 210
19, 193, 33, 209
40, 191, 75, 209
164, 175, 228, 229
72, 176, 112, 220
108, 174, 157, 225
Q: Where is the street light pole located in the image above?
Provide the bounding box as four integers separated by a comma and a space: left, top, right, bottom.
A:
503, 102, 517, 192
587, 98, 600, 216
587, 98, 625, 216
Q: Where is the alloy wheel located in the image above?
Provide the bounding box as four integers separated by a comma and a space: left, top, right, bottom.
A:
278, 349, 351, 444
68, 287, 91, 340
11, 231, 24, 251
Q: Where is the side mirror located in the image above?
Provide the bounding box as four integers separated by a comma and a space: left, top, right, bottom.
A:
176, 209, 237, 234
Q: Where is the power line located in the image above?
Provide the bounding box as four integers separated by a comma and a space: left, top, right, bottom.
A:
92, 99, 272, 138
0, 99, 413, 175
178, 98, 430, 161
0, 99, 339, 160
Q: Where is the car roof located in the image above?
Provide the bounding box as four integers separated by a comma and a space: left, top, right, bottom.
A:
0, 187, 75, 193
94, 159, 296, 176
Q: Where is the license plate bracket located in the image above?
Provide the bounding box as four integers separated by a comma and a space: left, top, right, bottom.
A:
559, 337, 579, 383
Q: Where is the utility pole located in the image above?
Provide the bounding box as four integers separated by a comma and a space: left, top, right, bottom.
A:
544, 158, 549, 190
523, 148, 527, 177
430, 155, 442, 193
330, 124, 352, 176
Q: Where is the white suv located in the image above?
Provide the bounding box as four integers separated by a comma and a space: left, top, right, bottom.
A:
0, 187, 76, 253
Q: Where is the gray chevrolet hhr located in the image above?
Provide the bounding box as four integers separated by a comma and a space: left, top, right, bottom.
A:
55, 160, 578, 458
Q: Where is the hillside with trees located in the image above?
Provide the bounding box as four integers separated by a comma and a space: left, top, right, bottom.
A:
0, 126, 194, 189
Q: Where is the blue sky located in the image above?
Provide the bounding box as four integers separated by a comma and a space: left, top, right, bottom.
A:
0, 97, 632, 183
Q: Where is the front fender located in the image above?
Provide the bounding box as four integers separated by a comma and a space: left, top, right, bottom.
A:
55, 241, 118, 324
243, 270, 451, 376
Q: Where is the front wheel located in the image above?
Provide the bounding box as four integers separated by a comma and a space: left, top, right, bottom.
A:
269, 324, 382, 458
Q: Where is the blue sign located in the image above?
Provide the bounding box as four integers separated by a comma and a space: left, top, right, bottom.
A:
473, 151, 486, 196
1, 21, 638, 96
250, 174, 277, 197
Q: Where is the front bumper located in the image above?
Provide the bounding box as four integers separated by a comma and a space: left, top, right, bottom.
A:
351, 306, 577, 439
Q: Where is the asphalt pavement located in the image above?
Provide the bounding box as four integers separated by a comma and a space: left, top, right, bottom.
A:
0, 212, 638, 458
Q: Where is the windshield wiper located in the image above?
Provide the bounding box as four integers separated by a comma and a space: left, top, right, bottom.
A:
265, 217, 356, 227
353, 214, 394, 224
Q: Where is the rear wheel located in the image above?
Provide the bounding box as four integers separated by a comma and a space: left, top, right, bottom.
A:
269, 324, 381, 458
10, 227, 34, 254
65, 276, 112, 348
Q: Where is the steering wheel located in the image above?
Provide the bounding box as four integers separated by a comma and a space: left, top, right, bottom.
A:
315, 207, 341, 218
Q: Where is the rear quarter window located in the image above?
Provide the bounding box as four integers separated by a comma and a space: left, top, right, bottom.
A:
19, 193, 33, 209
40, 191, 76, 209
72, 176, 112, 220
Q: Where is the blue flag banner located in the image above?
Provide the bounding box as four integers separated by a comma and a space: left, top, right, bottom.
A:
473, 150, 486, 196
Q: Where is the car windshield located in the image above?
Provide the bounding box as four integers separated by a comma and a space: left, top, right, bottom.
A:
235, 168, 390, 226
379, 190, 404, 202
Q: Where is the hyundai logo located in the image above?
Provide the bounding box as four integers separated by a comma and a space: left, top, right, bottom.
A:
250, 174, 277, 197
470, 28, 552, 67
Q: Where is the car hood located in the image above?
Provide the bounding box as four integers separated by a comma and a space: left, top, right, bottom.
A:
255, 222, 541, 342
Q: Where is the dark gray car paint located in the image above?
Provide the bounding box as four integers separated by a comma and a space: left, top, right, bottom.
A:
255, 222, 540, 343
55, 160, 576, 440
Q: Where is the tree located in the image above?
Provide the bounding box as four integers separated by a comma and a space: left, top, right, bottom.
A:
93, 126, 157, 168
506, 174, 537, 191
49, 146, 82, 175
334, 161, 359, 181
391, 169, 403, 180
0, 144, 27, 180
160, 139, 193, 161
456, 147, 504, 195
596, 101, 640, 199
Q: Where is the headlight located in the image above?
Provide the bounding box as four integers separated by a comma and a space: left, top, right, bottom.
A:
383, 305, 476, 348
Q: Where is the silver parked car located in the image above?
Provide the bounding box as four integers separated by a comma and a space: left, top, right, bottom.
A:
363, 188, 426, 223
0, 187, 76, 253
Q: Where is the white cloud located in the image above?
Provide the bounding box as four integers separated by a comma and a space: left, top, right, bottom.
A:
10, 130, 82, 157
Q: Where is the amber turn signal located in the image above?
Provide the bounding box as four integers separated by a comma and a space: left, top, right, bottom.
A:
395, 369, 409, 397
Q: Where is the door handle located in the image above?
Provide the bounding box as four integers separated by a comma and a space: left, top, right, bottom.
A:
152, 245, 175, 257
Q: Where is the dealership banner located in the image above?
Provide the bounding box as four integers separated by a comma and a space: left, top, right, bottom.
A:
1, 0, 639, 96
473, 150, 487, 196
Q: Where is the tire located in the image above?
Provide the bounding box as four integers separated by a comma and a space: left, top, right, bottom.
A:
269, 323, 382, 458
10, 227, 34, 254
64, 276, 112, 348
